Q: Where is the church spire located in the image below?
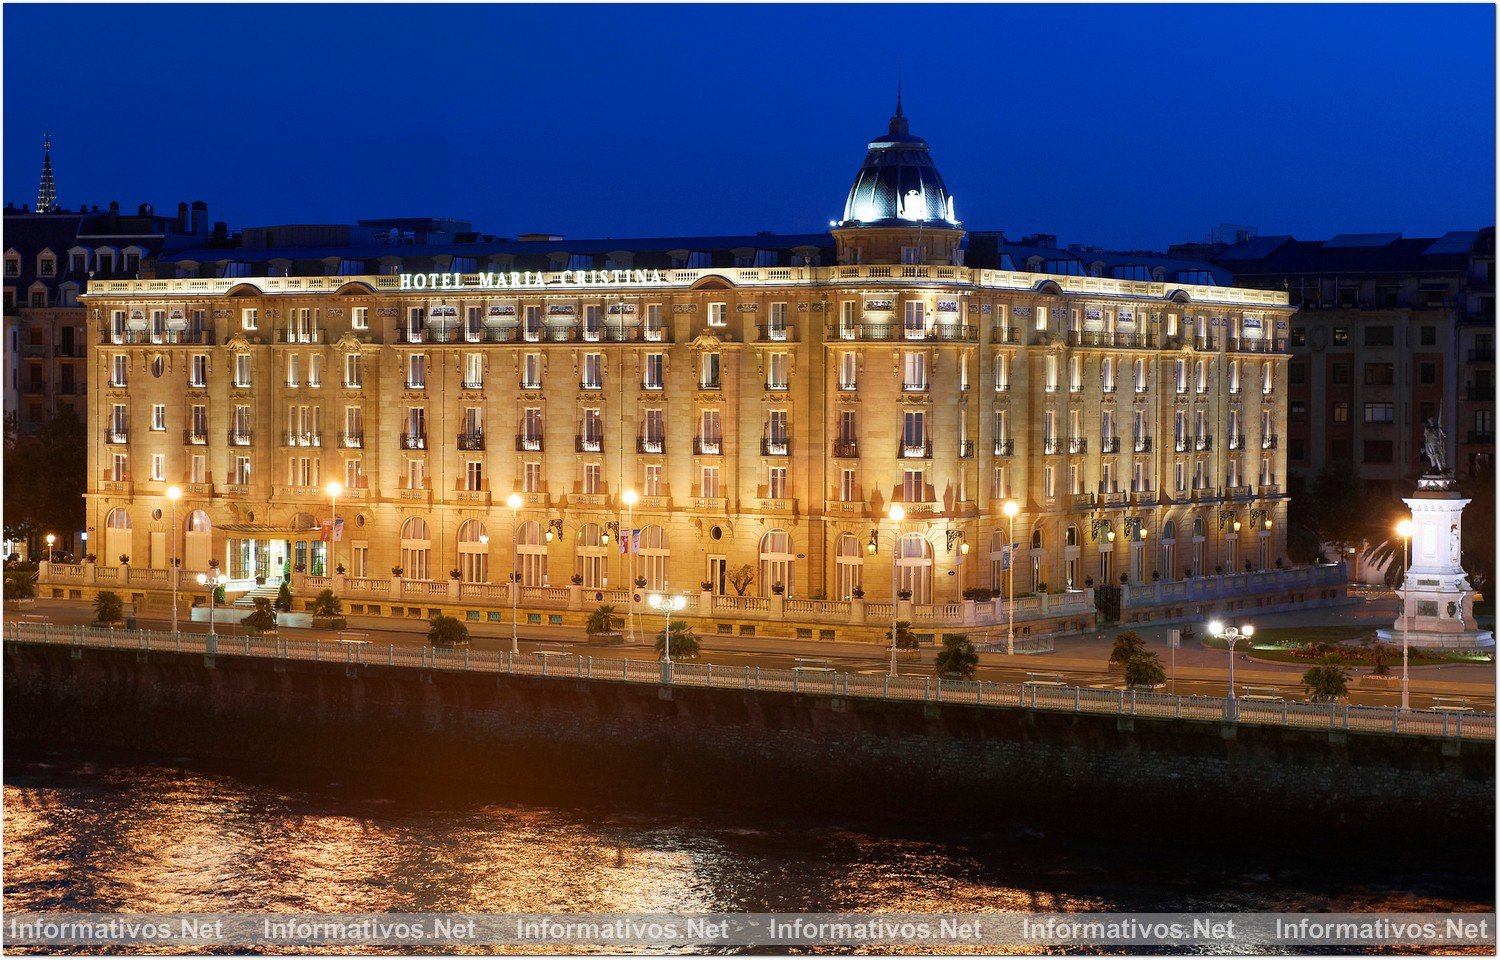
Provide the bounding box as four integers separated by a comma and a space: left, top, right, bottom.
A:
37, 135, 57, 212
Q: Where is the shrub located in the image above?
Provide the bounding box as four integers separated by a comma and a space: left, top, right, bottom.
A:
963, 587, 994, 602
935, 633, 979, 679
570, 573, 584, 585
310, 589, 343, 617
4, 570, 37, 600
391, 565, 404, 577
851, 586, 865, 599
275, 581, 294, 612
451, 568, 464, 580
586, 604, 620, 638
886, 620, 918, 650
242, 597, 277, 633
895, 588, 912, 601
771, 582, 785, 595
1125, 651, 1166, 688
654, 619, 701, 661
94, 590, 124, 624
428, 615, 469, 647
1109, 630, 1147, 666
118, 554, 131, 566
727, 565, 755, 596
1303, 654, 1351, 702
1151, 570, 1161, 581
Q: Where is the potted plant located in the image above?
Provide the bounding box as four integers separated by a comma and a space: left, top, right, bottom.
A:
1084, 576, 1095, 588
255, 573, 267, 586
585, 604, 622, 644
851, 586, 865, 599
242, 597, 278, 634
570, 573, 584, 585
84, 553, 97, 565
391, 565, 404, 578
895, 587, 911, 600
1183, 568, 1193, 580
450, 568, 463, 580
1119, 573, 1129, 585
1036, 582, 1048, 594
310, 589, 347, 629
294, 562, 306, 574
1151, 570, 1161, 582
93, 590, 124, 625
118, 554, 130, 566
1244, 560, 1254, 573
771, 582, 785, 595
634, 576, 646, 589
1275, 558, 1285, 570
275, 581, 294, 612
1214, 564, 1225, 575
336, 563, 346, 575
700, 580, 713, 591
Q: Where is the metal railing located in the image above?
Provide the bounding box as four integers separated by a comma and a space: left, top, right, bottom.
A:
6, 621, 1489, 743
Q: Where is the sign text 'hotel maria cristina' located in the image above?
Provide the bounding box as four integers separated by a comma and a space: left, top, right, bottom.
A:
398, 269, 672, 291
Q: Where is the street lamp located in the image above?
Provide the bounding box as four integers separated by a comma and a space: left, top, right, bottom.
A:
1003, 500, 1019, 654
324, 480, 343, 576
958, 540, 970, 602
887, 503, 906, 677
506, 492, 523, 654
622, 488, 639, 645
1208, 619, 1254, 720
197, 564, 230, 654
478, 533, 490, 583
166, 486, 182, 636
44, 533, 55, 564
647, 590, 687, 670
1396, 517, 1415, 712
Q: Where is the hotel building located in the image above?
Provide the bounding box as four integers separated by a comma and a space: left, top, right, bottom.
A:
72, 109, 1312, 628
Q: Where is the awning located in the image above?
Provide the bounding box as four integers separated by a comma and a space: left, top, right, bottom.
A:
217, 523, 320, 537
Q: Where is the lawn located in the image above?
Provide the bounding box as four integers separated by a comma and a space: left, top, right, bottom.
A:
1198, 625, 1376, 650
1245, 645, 1464, 668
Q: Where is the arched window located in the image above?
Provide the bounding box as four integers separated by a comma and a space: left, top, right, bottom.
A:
1160, 520, 1177, 580
988, 530, 1007, 591
106, 508, 131, 528
835, 533, 863, 600
400, 517, 431, 580
576, 522, 608, 588
104, 508, 133, 567
896, 533, 933, 604
638, 525, 669, 591
517, 520, 547, 586
1190, 517, 1207, 577
1065, 525, 1079, 547
184, 510, 212, 573
1031, 529, 1043, 550
457, 519, 488, 583
759, 529, 794, 597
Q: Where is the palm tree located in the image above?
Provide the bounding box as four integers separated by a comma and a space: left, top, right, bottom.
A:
242, 596, 278, 633
654, 619, 700, 661
1302, 653, 1351, 702
935, 633, 979, 679
1124, 651, 1166, 688
1108, 630, 1146, 666
428, 614, 470, 647
885, 620, 918, 650
585, 604, 620, 640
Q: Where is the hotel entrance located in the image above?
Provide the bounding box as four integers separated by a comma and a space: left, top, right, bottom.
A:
219, 516, 329, 584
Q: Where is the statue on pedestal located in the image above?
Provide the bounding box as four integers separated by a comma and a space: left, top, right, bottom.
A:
1423, 414, 1449, 475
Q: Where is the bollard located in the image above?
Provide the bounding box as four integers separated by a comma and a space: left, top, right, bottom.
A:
464, 648, 470, 670
389, 644, 394, 666
792, 671, 798, 695
1392, 707, 1399, 734
924, 677, 931, 701
1457, 713, 1464, 738
755, 666, 760, 691
314, 638, 320, 661
744, 665, 750, 690
706, 663, 712, 687
883, 675, 889, 699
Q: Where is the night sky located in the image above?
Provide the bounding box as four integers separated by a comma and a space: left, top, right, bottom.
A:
4, 4, 1494, 249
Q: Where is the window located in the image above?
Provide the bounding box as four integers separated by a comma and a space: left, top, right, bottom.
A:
1363, 402, 1395, 423
242, 308, 258, 331
111, 354, 128, 387
189, 354, 208, 387
1333, 402, 1349, 423
768, 466, 788, 499
708, 302, 727, 327
1289, 363, 1306, 385
645, 304, 664, 342
991, 465, 1006, 499
287, 354, 301, 387
1363, 363, 1394, 386
346, 458, 364, 491
768, 352, 789, 390
903, 300, 925, 339
1290, 327, 1306, 347
644, 463, 663, 496
701, 352, 721, 389
234, 354, 251, 387
1331, 363, 1350, 385
522, 353, 542, 388
190, 455, 206, 484
582, 305, 603, 341
232, 456, 251, 485
151, 404, 166, 431
149, 453, 165, 481
3, 255, 17, 277
840, 468, 857, 502
1173, 359, 1186, 393
352, 307, 369, 330
644, 353, 664, 389
768, 302, 789, 340
994, 354, 1009, 392
902, 469, 924, 502
309, 355, 322, 388
838, 352, 858, 390
523, 461, 542, 493
1332, 327, 1349, 346
1364, 440, 1393, 463
407, 353, 426, 389
1419, 362, 1436, 385
902, 351, 926, 390
582, 353, 603, 389
1420, 325, 1436, 346
343, 353, 362, 388
583, 463, 602, 494
1289, 400, 1307, 421
700, 465, 720, 498
38, 256, 55, 277
1364, 326, 1394, 347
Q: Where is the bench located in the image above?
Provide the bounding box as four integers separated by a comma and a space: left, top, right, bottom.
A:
1242, 686, 1285, 702
1432, 696, 1474, 713
794, 657, 834, 672
1023, 672, 1066, 687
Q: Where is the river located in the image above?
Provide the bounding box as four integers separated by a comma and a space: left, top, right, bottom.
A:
3, 743, 1491, 954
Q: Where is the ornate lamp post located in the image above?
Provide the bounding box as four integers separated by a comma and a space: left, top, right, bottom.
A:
324, 480, 343, 576
478, 533, 490, 583
1003, 499, 1019, 653
197, 564, 230, 655
506, 492, 524, 654
622, 488, 639, 644
44, 533, 55, 564
166, 486, 182, 635
887, 503, 906, 677
1396, 517, 1415, 711
1208, 619, 1254, 720
647, 590, 687, 671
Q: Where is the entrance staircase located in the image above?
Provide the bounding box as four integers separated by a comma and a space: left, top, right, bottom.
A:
232, 582, 283, 609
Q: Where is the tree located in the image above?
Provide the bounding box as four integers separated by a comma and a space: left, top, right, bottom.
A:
727, 564, 756, 597
654, 619, 701, 661
4, 566, 36, 600
1124, 651, 1166, 688
275, 581, 294, 612
1108, 630, 1146, 667
935, 633, 978, 679
94, 590, 124, 624
310, 589, 343, 617
885, 620, 918, 650
585, 604, 620, 639
428, 615, 469, 647
1302, 654, 1351, 702
1368, 643, 1394, 676
241, 597, 277, 633
3, 412, 85, 558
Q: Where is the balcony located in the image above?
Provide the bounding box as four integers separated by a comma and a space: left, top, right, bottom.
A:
274, 329, 324, 344
400, 432, 427, 450
519, 379, 543, 390
404, 379, 427, 391
757, 323, 793, 342
1227, 434, 1246, 450
461, 379, 484, 390
1131, 484, 1157, 504
1225, 485, 1254, 500
1101, 384, 1117, 395
579, 379, 604, 391
1134, 437, 1153, 453
642, 379, 665, 392
340, 432, 364, 449
22, 380, 47, 395
898, 438, 932, 459
1468, 430, 1496, 445
1194, 435, 1214, 451
699, 377, 721, 391
516, 434, 544, 452
1262, 435, 1279, 450
1465, 384, 1493, 401
575, 436, 604, 453
22, 343, 47, 357
1097, 486, 1128, 506
1100, 437, 1120, 454
994, 438, 1015, 456
457, 432, 485, 451
1070, 492, 1096, 510
1259, 483, 1284, 498
765, 380, 789, 392
930, 323, 976, 342
1043, 438, 1061, 455
694, 437, 723, 455
991, 325, 1019, 344
1044, 384, 1060, 393
1067, 437, 1088, 454
183, 430, 208, 446
637, 435, 665, 454
103, 427, 129, 445
832, 439, 860, 458
283, 432, 321, 447
1227, 337, 1287, 354
227, 430, 252, 446
1468, 348, 1495, 363
110, 329, 216, 346
958, 439, 974, 459
902, 381, 928, 392
761, 437, 790, 456
1193, 336, 1217, 351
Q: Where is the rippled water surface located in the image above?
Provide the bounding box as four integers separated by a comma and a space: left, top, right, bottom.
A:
4, 743, 1491, 953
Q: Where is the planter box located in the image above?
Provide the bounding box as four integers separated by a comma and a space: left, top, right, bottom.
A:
311, 616, 348, 630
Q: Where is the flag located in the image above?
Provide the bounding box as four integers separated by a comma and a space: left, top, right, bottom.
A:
321, 518, 344, 543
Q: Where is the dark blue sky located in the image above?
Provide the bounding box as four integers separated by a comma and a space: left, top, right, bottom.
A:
5, 4, 1494, 249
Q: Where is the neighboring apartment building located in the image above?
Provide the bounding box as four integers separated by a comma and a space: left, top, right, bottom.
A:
1191, 229, 1495, 489
77, 108, 1293, 607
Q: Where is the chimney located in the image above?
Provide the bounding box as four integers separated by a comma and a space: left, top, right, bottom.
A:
212, 221, 228, 241
191, 200, 207, 237
177, 202, 189, 234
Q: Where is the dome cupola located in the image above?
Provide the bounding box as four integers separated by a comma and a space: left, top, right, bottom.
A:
838, 98, 958, 228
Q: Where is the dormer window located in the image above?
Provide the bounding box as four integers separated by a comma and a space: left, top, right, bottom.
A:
37, 255, 55, 277
4, 251, 18, 277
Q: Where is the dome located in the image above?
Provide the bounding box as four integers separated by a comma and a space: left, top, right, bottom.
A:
839, 102, 959, 228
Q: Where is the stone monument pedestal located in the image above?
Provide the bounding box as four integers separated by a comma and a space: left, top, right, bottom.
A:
1377, 476, 1494, 651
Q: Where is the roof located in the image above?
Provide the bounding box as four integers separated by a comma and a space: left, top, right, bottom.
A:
2, 211, 86, 294
1213, 231, 1487, 279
